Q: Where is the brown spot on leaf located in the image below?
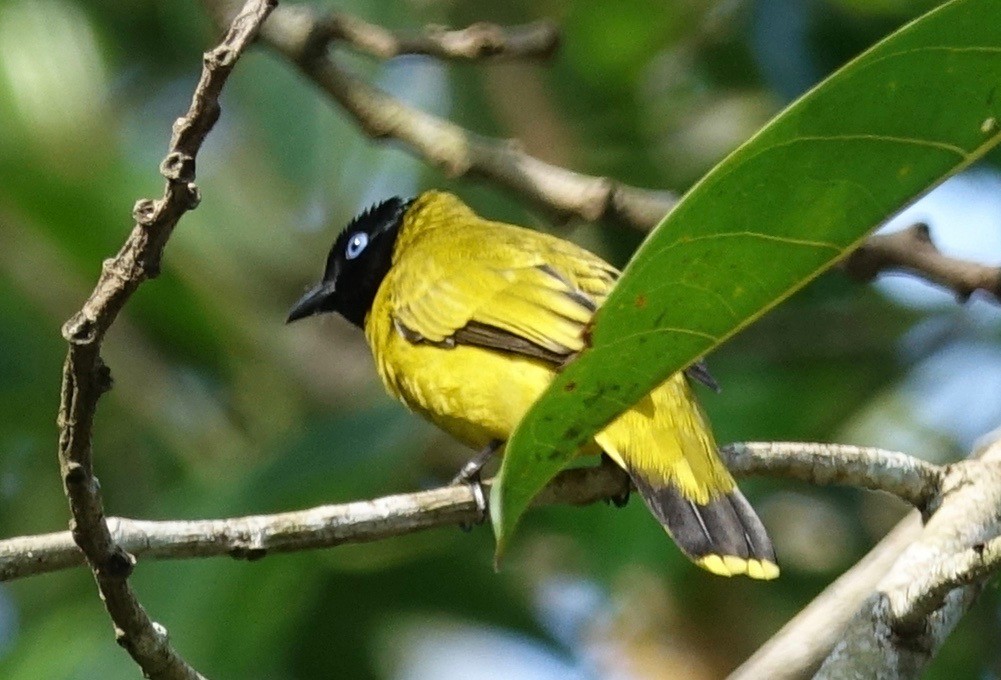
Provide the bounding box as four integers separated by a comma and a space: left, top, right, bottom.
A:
564, 381, 577, 393
634, 294, 647, 309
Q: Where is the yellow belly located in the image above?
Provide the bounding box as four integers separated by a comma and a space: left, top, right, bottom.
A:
369, 329, 554, 449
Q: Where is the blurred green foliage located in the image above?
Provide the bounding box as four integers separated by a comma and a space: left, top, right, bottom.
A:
0, 0, 998, 678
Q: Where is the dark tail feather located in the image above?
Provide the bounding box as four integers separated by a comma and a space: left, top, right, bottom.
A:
631, 473, 779, 580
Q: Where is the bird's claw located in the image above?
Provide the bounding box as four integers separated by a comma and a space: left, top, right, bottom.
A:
607, 486, 630, 508
458, 471, 488, 531
599, 452, 631, 508
452, 440, 501, 531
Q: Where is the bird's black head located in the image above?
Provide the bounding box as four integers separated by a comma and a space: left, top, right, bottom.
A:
286, 196, 412, 328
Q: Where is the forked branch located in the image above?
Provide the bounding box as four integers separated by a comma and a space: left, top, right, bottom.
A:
53, 1, 275, 677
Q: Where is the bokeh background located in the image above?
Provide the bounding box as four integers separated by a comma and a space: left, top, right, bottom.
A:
1, 0, 1000, 677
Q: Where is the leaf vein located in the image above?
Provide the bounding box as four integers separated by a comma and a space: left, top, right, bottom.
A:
766, 134, 968, 159
599, 326, 719, 349
655, 231, 843, 256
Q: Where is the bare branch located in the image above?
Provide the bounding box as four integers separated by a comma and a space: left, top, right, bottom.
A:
41, 4, 1001, 676
196, 0, 677, 228
196, 0, 1001, 308
815, 439, 1001, 679
731, 439, 1001, 680
319, 14, 559, 61
728, 513, 924, 680
55, 1, 275, 677
722, 442, 943, 510
4, 442, 936, 582
1, 465, 629, 582
892, 533, 1001, 634
842, 223, 1001, 302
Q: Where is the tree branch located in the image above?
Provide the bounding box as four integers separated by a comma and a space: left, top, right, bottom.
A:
721, 442, 943, 510
199, 0, 677, 228
2, 465, 628, 582
842, 223, 1001, 303
36, 3, 1001, 677
891, 533, 1001, 633
318, 14, 559, 61
728, 512, 925, 680
4, 442, 937, 582
731, 437, 1001, 680
815, 438, 1001, 679
196, 0, 1001, 306
54, 1, 275, 677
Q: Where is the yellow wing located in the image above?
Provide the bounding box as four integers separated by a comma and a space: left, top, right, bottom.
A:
386, 204, 618, 361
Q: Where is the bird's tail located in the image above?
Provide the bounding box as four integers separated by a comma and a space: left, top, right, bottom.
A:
596, 373, 778, 580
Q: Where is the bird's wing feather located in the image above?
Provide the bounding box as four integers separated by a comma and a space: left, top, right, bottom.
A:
388, 222, 618, 362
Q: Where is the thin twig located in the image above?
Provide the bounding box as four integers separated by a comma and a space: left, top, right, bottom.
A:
722, 442, 944, 510
842, 223, 1001, 303
319, 14, 559, 61
5, 442, 937, 582
199, 0, 1001, 304
55, 1, 275, 677
197, 0, 679, 228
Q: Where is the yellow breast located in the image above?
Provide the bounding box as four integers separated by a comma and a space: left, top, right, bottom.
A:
364, 293, 554, 449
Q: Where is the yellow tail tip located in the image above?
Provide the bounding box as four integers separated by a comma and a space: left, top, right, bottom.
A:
697, 555, 780, 580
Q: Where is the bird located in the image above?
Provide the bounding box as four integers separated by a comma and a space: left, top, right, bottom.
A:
287, 190, 778, 579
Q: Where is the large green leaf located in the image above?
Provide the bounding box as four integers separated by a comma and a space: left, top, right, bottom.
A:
491, 0, 1001, 556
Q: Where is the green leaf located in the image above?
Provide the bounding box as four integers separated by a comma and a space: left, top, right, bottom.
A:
491, 0, 1001, 558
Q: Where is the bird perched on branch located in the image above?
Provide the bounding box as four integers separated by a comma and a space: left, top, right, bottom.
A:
287, 191, 778, 579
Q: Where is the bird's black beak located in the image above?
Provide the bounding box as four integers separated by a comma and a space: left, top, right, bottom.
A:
286, 281, 335, 323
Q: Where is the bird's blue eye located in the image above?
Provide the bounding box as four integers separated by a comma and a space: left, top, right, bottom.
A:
345, 232, 369, 259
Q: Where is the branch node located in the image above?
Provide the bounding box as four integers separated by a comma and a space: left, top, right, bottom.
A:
298, 16, 337, 64
890, 604, 932, 640
910, 222, 933, 245
61, 313, 97, 346
100, 548, 137, 579
841, 221, 1000, 304
229, 545, 269, 561
160, 151, 197, 183
206, 45, 236, 69
63, 461, 87, 486
132, 199, 158, 225
580, 177, 615, 222
185, 182, 203, 209
229, 531, 269, 561
95, 357, 114, 395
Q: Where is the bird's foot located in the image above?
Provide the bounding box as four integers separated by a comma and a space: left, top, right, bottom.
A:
453, 440, 502, 531
458, 471, 488, 532
450, 439, 502, 486
600, 453, 631, 508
